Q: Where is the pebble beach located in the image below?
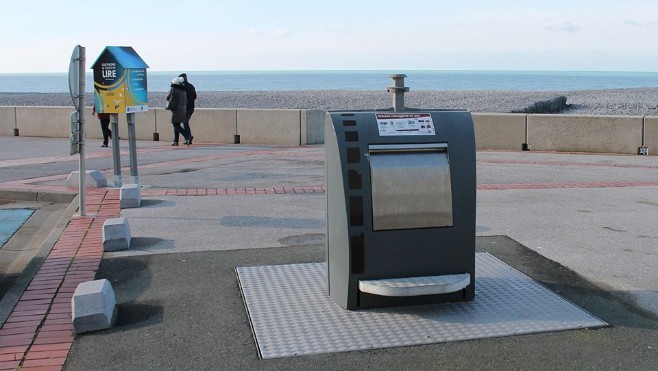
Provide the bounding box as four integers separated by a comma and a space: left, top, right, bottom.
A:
1, 88, 657, 116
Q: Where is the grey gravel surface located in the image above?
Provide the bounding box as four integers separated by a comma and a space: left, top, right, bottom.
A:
1, 88, 658, 115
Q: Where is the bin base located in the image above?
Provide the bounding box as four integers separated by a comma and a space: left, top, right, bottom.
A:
236, 253, 607, 359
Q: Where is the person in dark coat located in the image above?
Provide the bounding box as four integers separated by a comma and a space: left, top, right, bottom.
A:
165, 76, 190, 146
178, 73, 197, 145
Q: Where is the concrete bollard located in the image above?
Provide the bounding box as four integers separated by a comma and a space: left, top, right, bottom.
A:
66, 170, 108, 188
71, 279, 117, 334
120, 184, 141, 208
102, 217, 131, 252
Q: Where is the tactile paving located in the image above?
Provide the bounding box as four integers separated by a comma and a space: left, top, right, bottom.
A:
236, 253, 606, 359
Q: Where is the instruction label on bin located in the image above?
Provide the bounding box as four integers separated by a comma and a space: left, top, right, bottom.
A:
375, 113, 434, 136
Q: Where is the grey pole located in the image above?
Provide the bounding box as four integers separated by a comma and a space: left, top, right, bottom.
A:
110, 114, 122, 187
127, 112, 139, 185
13, 107, 18, 136
153, 111, 159, 141
78, 46, 86, 216
387, 74, 409, 112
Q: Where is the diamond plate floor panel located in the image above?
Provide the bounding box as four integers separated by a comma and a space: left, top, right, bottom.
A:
236, 253, 607, 359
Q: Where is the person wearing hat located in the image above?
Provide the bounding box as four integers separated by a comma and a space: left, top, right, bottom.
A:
165, 76, 190, 146
178, 73, 197, 145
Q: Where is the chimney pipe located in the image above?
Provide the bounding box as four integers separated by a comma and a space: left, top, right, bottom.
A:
387, 74, 409, 112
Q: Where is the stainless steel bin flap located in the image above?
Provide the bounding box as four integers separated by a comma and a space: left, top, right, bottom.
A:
369, 143, 453, 231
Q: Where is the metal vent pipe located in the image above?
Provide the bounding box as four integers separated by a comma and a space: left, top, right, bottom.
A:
387, 74, 409, 112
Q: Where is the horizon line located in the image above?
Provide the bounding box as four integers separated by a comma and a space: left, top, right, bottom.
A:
2, 68, 658, 75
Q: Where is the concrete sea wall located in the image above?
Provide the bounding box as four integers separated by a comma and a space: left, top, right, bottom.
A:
0, 107, 324, 146
0, 106, 655, 154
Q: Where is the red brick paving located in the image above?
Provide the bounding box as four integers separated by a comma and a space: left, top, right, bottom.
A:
477, 181, 658, 190
0, 189, 120, 371
479, 158, 658, 170
137, 181, 658, 198
0, 146, 171, 169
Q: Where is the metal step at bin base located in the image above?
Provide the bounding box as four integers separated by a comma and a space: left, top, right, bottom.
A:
359, 273, 471, 297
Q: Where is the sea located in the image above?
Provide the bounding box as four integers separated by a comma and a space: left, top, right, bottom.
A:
1, 70, 658, 93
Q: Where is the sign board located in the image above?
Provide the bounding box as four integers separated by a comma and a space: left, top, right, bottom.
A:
375, 113, 435, 136
70, 111, 80, 155
91, 46, 149, 114
70, 111, 79, 134
68, 46, 81, 111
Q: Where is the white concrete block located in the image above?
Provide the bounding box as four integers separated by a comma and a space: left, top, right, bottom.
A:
103, 217, 131, 252
120, 184, 141, 208
71, 279, 116, 334
66, 170, 108, 188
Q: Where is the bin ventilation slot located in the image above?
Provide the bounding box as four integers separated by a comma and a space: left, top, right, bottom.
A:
349, 196, 364, 226
359, 273, 470, 297
346, 148, 360, 163
348, 170, 362, 190
350, 233, 364, 274
345, 131, 359, 142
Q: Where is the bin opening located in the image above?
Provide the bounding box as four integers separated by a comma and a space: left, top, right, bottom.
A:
369, 143, 453, 231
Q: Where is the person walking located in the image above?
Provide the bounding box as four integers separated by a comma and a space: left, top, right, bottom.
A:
178, 73, 197, 145
178, 73, 197, 144
92, 104, 111, 147
165, 76, 190, 146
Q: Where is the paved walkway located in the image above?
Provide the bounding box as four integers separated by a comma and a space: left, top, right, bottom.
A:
0, 136, 656, 370
0, 189, 119, 370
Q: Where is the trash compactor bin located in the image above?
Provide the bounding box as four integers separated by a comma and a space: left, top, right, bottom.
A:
325, 110, 476, 310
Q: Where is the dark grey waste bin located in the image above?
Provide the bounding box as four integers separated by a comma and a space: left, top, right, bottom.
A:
325, 110, 476, 310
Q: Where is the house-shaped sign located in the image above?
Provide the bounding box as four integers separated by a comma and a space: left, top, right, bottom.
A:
91, 46, 149, 114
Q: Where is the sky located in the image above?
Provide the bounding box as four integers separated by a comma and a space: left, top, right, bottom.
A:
1, 0, 657, 73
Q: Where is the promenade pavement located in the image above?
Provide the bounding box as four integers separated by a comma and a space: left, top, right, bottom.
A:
0, 135, 656, 370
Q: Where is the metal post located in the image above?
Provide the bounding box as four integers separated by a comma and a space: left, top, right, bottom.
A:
153, 110, 159, 141
387, 74, 409, 112
111, 114, 122, 187
234, 111, 240, 144
127, 112, 139, 184
522, 115, 531, 151
13, 108, 18, 136
78, 47, 86, 216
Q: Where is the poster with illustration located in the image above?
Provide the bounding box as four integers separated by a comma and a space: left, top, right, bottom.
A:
91, 46, 149, 114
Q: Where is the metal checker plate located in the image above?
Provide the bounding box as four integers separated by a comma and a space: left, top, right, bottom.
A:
236, 253, 607, 359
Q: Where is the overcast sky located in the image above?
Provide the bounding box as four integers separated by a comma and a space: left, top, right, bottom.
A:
1, 0, 657, 73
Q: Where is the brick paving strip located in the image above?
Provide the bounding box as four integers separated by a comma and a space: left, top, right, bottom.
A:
5, 179, 658, 201
478, 158, 658, 170
0, 189, 120, 371
0, 146, 309, 191
3, 148, 658, 194
0, 145, 314, 171
0, 146, 172, 169
138, 181, 658, 198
